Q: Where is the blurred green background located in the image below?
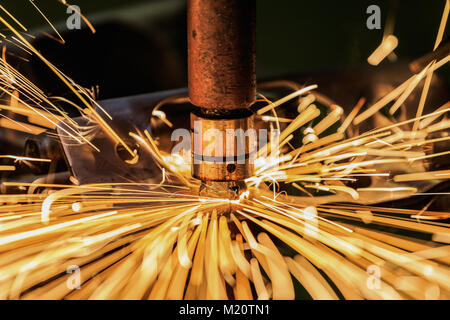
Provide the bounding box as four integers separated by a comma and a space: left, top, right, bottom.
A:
1, 0, 448, 81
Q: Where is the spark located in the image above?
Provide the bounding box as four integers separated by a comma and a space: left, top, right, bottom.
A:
0, 6, 27, 32
0, 5, 448, 301
368, 35, 399, 66
354, 54, 450, 124
0, 155, 51, 163
394, 170, 450, 182
257, 84, 318, 115
413, 0, 449, 131
0, 165, 15, 171
27, 0, 65, 44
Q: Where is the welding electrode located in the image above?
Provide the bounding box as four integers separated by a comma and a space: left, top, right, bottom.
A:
187, 0, 256, 196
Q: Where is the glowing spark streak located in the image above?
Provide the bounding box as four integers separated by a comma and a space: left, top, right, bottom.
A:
2, 38, 33, 56
236, 210, 328, 270
300, 132, 390, 161
321, 184, 360, 200
415, 193, 450, 195
254, 155, 290, 175
232, 235, 253, 299
413, 0, 450, 131
286, 256, 337, 300
260, 195, 353, 233
41, 187, 107, 223
0, 87, 94, 147
261, 115, 292, 123
152, 110, 173, 128
357, 148, 424, 159
412, 60, 435, 130
297, 94, 316, 113
0, 155, 51, 162
338, 97, 366, 133
354, 77, 413, 124
166, 221, 203, 299
289, 133, 344, 160
0, 16, 133, 156
0, 116, 46, 134
250, 199, 309, 229
177, 205, 201, 269
10, 36, 34, 55
341, 173, 390, 177
402, 246, 450, 263
280, 104, 320, 143
27, 0, 65, 44
0, 165, 15, 171
0, 6, 27, 31
409, 150, 450, 162
361, 104, 450, 140
368, 35, 399, 66
187, 213, 209, 289
82, 223, 142, 246
0, 9, 448, 297
354, 54, 450, 124
205, 210, 227, 299
239, 205, 362, 260
257, 233, 294, 300
389, 61, 433, 115
357, 187, 417, 193
425, 119, 450, 133
218, 216, 236, 275
130, 131, 191, 186
2, 182, 196, 199
313, 105, 343, 135
394, 170, 450, 182
0, 210, 117, 246
418, 102, 449, 129
324, 158, 406, 172
279, 134, 293, 149
257, 84, 318, 115
250, 258, 270, 300
321, 151, 367, 164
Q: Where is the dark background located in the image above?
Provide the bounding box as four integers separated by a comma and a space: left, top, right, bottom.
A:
0, 0, 448, 98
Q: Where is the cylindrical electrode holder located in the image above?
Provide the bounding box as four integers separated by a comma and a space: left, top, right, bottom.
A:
187, 0, 256, 113
187, 0, 256, 198
191, 111, 256, 183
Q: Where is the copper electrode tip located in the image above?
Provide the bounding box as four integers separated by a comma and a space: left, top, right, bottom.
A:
187, 0, 256, 111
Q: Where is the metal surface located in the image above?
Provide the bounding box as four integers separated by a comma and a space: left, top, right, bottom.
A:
190, 112, 255, 182
57, 89, 188, 185
187, 0, 256, 112
24, 134, 66, 175
58, 116, 160, 185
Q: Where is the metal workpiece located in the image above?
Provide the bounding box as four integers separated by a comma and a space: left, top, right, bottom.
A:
190, 111, 256, 182
24, 134, 66, 175
187, 0, 256, 111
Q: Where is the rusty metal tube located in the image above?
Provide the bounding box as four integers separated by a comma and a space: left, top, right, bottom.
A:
187, 0, 256, 113
188, 0, 256, 195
